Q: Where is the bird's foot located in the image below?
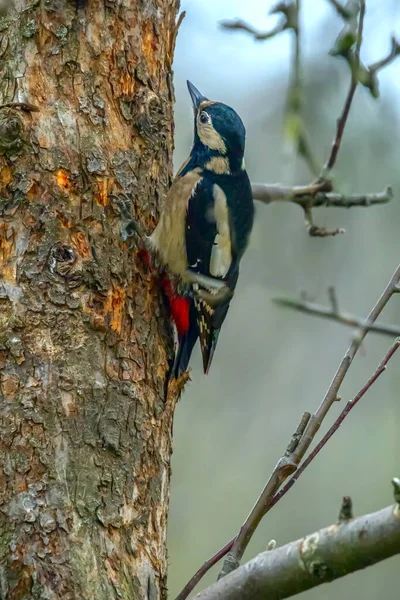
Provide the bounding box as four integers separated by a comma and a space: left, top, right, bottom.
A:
184, 269, 226, 291
184, 270, 234, 307
195, 285, 234, 307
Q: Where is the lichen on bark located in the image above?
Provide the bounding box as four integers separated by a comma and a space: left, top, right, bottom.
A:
0, 0, 181, 597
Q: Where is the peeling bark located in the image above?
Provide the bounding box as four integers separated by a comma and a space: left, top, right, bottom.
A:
0, 0, 180, 597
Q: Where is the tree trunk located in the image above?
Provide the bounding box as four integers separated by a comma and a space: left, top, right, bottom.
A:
0, 1, 180, 597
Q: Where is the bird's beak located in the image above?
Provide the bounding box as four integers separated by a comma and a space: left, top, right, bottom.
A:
187, 80, 208, 109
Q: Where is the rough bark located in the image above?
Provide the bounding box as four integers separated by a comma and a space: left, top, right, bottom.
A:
0, 0, 180, 598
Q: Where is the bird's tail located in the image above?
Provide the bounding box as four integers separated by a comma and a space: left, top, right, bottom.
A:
194, 295, 231, 375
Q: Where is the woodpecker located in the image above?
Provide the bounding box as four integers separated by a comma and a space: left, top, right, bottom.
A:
148, 81, 254, 378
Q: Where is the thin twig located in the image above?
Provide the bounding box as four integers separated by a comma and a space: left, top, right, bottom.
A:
219, 263, 400, 577
219, 17, 287, 41
368, 35, 400, 74
176, 264, 400, 598
274, 293, 400, 337
303, 0, 365, 233
174, 541, 234, 600
286, 0, 320, 176
289, 262, 400, 466
327, 0, 359, 20
223, 1, 399, 236
303, 206, 344, 237
360, 35, 400, 97
322, 0, 365, 174
270, 338, 400, 509
218, 412, 310, 579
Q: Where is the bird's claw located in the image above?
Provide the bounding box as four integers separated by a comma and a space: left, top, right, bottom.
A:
184, 269, 226, 291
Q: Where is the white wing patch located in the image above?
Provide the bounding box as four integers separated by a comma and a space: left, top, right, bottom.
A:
209, 184, 232, 278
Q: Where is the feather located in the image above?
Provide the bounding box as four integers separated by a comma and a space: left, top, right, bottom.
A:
149, 169, 202, 275
209, 184, 232, 278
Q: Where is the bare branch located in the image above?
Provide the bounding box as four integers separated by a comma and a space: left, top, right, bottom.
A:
360, 35, 400, 97
219, 297, 400, 578
220, 0, 298, 42
176, 264, 400, 598
219, 17, 287, 41
285, 0, 320, 176
194, 502, 400, 600
270, 337, 400, 509
217, 412, 310, 579
288, 264, 400, 465
223, 1, 399, 235
303, 206, 344, 237
175, 542, 234, 600
369, 35, 400, 73
393, 478, 400, 503
274, 292, 400, 337
327, 0, 360, 20
322, 0, 365, 175
251, 184, 392, 208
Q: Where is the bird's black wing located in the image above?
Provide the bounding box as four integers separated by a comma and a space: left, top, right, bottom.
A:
184, 176, 236, 373
185, 176, 217, 278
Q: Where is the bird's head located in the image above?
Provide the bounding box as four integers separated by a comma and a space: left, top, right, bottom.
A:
187, 81, 246, 173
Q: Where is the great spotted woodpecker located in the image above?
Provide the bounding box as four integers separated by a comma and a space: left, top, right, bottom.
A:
148, 81, 254, 378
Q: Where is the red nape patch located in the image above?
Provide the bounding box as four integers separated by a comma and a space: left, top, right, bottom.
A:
159, 274, 190, 338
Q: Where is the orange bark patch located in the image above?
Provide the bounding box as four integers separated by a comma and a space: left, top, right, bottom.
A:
1, 265, 16, 283
1, 375, 19, 401
56, 211, 73, 229
105, 286, 126, 333
27, 182, 40, 201
8, 565, 34, 599
71, 231, 92, 260
15, 477, 28, 493
142, 21, 158, 76
1, 165, 12, 186
95, 178, 110, 206
120, 73, 135, 97
0, 224, 15, 281
0, 223, 14, 261
57, 169, 72, 191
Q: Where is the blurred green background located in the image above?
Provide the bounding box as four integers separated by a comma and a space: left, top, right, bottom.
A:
168, 1, 400, 598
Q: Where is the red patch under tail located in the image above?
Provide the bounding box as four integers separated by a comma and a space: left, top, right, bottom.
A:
159, 274, 190, 339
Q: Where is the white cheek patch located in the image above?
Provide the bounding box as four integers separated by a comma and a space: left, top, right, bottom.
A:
197, 119, 227, 153
209, 184, 232, 278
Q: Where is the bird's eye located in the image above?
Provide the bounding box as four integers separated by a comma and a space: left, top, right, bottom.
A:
199, 111, 209, 124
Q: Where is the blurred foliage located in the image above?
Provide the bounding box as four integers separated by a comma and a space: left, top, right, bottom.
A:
168, 1, 400, 598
